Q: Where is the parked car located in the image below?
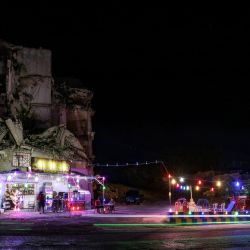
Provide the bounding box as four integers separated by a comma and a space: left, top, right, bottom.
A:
125, 190, 143, 205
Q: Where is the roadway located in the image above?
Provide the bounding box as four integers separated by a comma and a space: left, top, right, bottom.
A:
0, 202, 250, 249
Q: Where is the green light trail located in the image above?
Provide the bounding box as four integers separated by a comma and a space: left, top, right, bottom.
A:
94, 221, 250, 227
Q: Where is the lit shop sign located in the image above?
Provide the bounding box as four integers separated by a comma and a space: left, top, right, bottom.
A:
13, 153, 31, 168
32, 158, 69, 173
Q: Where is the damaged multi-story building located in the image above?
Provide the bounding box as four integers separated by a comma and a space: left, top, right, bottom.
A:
0, 40, 95, 211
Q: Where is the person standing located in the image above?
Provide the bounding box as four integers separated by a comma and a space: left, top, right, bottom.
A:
37, 191, 45, 214
94, 197, 102, 213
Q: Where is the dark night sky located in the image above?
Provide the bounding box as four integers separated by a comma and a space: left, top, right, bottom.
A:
1, 7, 250, 170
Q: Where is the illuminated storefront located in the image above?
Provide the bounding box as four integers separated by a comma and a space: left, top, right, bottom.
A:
0, 157, 92, 211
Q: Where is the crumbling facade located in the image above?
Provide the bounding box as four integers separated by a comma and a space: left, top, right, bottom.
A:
0, 40, 94, 176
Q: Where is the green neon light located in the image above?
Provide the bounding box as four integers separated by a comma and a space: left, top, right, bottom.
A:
0, 222, 33, 225
94, 221, 250, 227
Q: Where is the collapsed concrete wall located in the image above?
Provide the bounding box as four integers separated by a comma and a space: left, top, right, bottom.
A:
0, 40, 94, 176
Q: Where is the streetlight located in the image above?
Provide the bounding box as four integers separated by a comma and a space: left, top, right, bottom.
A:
94, 176, 106, 205
102, 177, 105, 206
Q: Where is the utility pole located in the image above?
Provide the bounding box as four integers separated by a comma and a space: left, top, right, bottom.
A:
169, 176, 172, 206
159, 161, 172, 206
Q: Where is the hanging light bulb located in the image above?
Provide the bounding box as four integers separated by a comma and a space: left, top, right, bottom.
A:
171, 179, 176, 185
216, 181, 221, 187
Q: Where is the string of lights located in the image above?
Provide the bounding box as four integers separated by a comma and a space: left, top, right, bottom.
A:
167, 174, 250, 193
90, 160, 163, 167
168, 175, 250, 185
88, 160, 248, 192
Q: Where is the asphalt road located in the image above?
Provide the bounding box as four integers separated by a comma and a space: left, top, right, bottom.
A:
1, 203, 250, 249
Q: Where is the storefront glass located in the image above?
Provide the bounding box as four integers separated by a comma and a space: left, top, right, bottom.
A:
3, 183, 35, 210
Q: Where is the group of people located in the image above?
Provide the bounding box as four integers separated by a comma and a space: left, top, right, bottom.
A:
52, 193, 64, 212
94, 197, 115, 213
37, 191, 65, 213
